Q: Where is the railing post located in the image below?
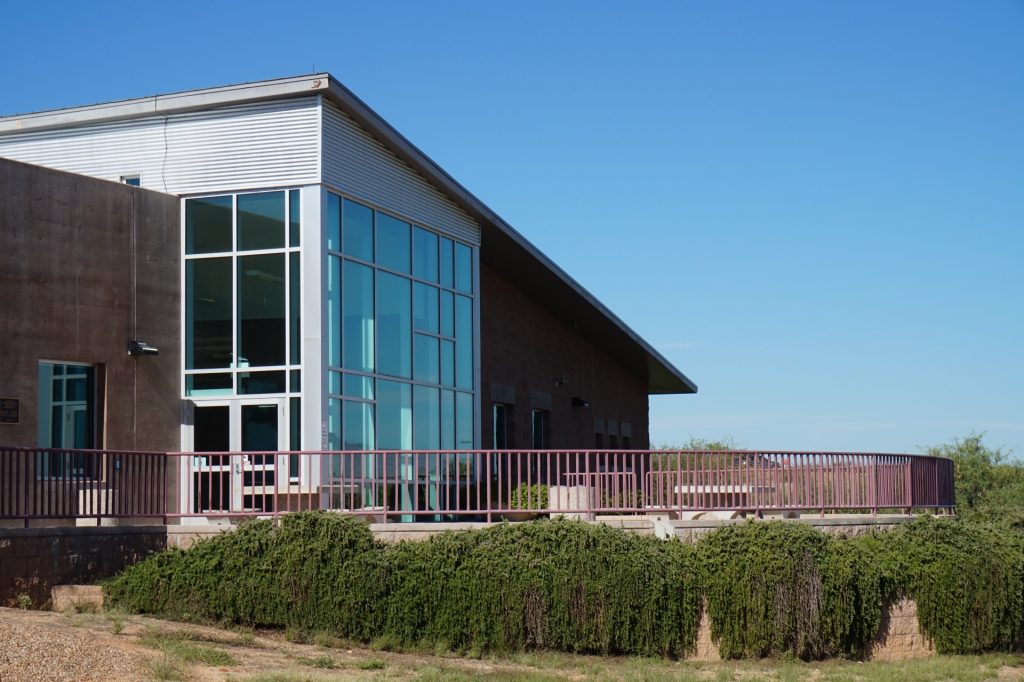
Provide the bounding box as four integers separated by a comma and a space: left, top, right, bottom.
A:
870, 455, 878, 515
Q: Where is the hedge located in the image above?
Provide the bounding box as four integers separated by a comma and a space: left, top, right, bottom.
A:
104, 512, 1024, 659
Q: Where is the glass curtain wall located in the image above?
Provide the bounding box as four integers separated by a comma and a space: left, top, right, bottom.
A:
183, 190, 303, 469
326, 192, 476, 518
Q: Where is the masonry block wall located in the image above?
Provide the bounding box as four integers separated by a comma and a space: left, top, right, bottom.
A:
0, 158, 180, 451
479, 264, 650, 450
0, 159, 181, 518
0, 526, 167, 609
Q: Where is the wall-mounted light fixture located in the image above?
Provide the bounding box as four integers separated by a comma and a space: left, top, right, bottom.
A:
571, 396, 590, 408
128, 340, 159, 356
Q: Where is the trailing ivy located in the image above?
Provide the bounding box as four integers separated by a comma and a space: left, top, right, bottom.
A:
869, 516, 1024, 654
696, 521, 884, 660
104, 511, 378, 627
104, 512, 1024, 660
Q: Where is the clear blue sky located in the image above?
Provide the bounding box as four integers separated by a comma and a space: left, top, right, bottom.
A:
3, 1, 1022, 456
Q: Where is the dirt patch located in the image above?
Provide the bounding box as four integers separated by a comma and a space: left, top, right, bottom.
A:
0, 607, 568, 681
0, 610, 155, 682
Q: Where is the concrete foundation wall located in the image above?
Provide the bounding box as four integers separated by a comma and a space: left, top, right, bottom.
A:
479, 264, 650, 450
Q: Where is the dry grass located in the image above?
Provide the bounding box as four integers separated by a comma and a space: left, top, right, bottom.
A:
0, 607, 1022, 682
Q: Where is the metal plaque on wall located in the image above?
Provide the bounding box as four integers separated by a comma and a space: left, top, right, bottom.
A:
0, 398, 19, 424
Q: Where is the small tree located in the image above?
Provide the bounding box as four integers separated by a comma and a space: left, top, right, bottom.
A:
928, 433, 1024, 525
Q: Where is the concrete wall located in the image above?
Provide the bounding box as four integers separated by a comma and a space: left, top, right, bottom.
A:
0, 157, 180, 451
165, 514, 914, 548
479, 264, 650, 450
0, 525, 167, 609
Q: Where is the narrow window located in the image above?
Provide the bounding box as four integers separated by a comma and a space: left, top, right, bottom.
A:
37, 362, 96, 478
120, 175, 140, 186
531, 409, 550, 449
492, 403, 513, 450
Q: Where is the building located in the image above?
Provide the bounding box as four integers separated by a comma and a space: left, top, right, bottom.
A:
0, 74, 696, 518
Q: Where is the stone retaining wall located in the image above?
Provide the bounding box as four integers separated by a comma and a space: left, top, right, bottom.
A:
691, 598, 935, 661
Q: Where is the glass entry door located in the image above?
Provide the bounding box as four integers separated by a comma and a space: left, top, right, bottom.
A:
234, 399, 286, 512
190, 399, 286, 514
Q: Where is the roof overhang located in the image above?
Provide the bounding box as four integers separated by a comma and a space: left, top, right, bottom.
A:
0, 73, 697, 395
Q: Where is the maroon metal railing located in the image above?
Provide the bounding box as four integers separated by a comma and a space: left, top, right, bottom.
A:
0, 447, 955, 525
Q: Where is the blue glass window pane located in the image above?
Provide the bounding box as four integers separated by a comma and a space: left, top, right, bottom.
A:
186, 257, 232, 369
290, 397, 301, 478
328, 398, 342, 450
455, 242, 473, 293
413, 282, 439, 333
290, 397, 301, 448
238, 371, 286, 394
328, 256, 341, 367
343, 198, 374, 261
289, 189, 300, 247
456, 392, 473, 450
376, 213, 410, 273
413, 227, 439, 282
413, 334, 439, 384
343, 374, 375, 399
440, 390, 455, 450
186, 196, 232, 254
343, 261, 375, 372
414, 385, 440, 450
439, 237, 454, 288
289, 252, 300, 364
440, 290, 454, 337
343, 400, 375, 450
66, 378, 86, 401
455, 295, 473, 390
376, 272, 411, 378
440, 340, 454, 387
377, 380, 411, 450
327, 193, 341, 251
238, 191, 285, 250
239, 254, 286, 366
329, 370, 342, 395
185, 373, 233, 397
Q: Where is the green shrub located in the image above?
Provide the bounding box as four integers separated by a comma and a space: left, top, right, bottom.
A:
697, 521, 883, 660
105, 510, 1024, 660
509, 483, 549, 510
336, 521, 699, 657
871, 516, 1024, 654
104, 512, 378, 628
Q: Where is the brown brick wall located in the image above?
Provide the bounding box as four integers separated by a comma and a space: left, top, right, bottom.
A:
0, 526, 167, 609
0, 158, 180, 451
479, 264, 649, 450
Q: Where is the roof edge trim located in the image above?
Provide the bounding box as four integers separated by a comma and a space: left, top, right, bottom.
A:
0, 72, 697, 395
0, 74, 330, 135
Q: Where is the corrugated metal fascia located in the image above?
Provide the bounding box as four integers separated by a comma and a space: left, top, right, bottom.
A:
0, 73, 330, 134
321, 101, 480, 245
0, 97, 320, 195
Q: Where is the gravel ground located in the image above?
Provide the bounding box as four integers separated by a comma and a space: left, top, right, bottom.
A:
0, 614, 151, 682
